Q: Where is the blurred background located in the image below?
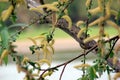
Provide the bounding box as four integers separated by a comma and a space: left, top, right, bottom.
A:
0, 0, 120, 80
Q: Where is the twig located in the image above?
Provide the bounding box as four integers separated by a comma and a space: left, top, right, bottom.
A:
59, 64, 67, 80
10, 18, 40, 40
105, 37, 119, 60
61, 0, 74, 13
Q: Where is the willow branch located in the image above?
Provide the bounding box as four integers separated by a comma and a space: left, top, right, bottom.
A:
59, 64, 67, 80
27, 0, 120, 72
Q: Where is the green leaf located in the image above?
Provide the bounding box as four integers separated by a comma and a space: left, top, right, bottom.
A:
87, 67, 98, 80
11, 13, 17, 23
29, 45, 35, 54
93, 63, 98, 71
77, 76, 89, 80
109, 51, 114, 58
3, 55, 8, 65
0, 26, 10, 65
8, 23, 27, 29
40, 32, 47, 35
106, 66, 110, 75
0, 27, 9, 50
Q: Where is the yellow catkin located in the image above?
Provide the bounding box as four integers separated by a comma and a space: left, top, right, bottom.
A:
42, 70, 53, 78
84, 35, 99, 43
64, 9, 68, 15
62, 15, 72, 29
0, 49, 9, 65
74, 64, 90, 69
52, 2, 59, 6
52, 13, 57, 26
0, 50, 9, 60
34, 36, 45, 40
111, 10, 118, 17
86, 0, 91, 7
1, 5, 13, 21
97, 0, 103, 10
77, 28, 86, 38
113, 56, 118, 65
76, 20, 84, 27
38, 59, 51, 66
22, 57, 29, 65
49, 39, 55, 46
88, 17, 105, 27
106, 20, 120, 37
105, 1, 111, 19
32, 74, 39, 77
88, 7, 102, 15
29, 8, 44, 14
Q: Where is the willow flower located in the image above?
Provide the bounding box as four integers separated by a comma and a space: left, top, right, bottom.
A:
105, 1, 111, 19
1, 5, 13, 21
22, 57, 29, 65
52, 2, 59, 6
38, 59, 51, 66
88, 17, 105, 27
111, 10, 118, 17
84, 35, 99, 43
74, 63, 90, 69
42, 70, 53, 78
97, 0, 103, 10
86, 0, 91, 7
29, 7, 44, 14
88, 7, 102, 15
0, 49, 9, 60
76, 20, 84, 27
52, 13, 57, 26
77, 28, 86, 38
62, 15, 72, 29
64, 9, 68, 15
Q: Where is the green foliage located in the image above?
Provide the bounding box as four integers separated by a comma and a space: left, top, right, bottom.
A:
0, 23, 10, 64
87, 66, 98, 80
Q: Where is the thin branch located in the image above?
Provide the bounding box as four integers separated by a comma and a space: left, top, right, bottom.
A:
61, 0, 74, 13
105, 37, 119, 60
59, 64, 67, 80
